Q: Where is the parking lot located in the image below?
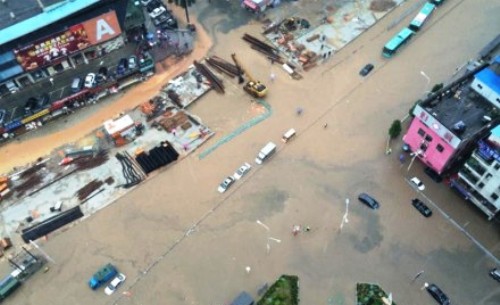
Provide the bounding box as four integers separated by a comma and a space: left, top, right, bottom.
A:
0, 42, 139, 122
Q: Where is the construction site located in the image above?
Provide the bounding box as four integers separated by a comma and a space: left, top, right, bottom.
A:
0, 0, 462, 304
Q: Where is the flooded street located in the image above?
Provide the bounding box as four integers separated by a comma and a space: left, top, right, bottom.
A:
2, 1, 500, 305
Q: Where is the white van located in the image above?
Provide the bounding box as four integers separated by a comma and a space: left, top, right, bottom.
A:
281, 128, 296, 143
255, 142, 277, 165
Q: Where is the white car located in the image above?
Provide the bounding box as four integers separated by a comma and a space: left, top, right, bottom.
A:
149, 6, 166, 19
104, 273, 126, 295
84, 73, 96, 88
410, 177, 425, 191
218, 176, 235, 193
233, 162, 252, 180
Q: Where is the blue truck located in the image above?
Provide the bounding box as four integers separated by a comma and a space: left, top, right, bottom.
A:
89, 263, 117, 290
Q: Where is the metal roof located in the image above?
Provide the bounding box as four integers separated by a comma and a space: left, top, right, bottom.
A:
474, 56, 500, 94
0, 0, 101, 46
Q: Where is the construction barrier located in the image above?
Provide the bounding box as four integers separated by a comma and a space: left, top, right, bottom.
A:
21, 109, 50, 125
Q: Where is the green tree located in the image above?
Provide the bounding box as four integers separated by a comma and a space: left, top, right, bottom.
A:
431, 83, 444, 93
388, 120, 402, 139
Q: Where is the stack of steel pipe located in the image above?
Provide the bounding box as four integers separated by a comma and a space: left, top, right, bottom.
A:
193, 60, 225, 94
205, 56, 240, 78
242, 33, 283, 63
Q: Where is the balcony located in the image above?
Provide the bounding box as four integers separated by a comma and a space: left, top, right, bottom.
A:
465, 158, 486, 176
459, 167, 479, 185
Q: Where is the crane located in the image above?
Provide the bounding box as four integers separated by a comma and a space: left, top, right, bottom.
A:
231, 53, 268, 98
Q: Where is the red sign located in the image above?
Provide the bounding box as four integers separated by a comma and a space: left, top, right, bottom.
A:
14, 11, 121, 71
14, 24, 91, 71
82, 11, 121, 45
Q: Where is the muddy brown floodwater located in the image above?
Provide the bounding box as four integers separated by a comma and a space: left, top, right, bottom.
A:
0, 13, 212, 175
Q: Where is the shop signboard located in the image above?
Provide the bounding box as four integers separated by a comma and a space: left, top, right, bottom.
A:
14, 11, 121, 71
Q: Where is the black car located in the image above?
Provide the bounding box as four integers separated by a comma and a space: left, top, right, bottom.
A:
98, 66, 108, 77
424, 167, 443, 183
358, 193, 380, 209
359, 63, 374, 76
426, 283, 450, 305
411, 198, 432, 217
146, 0, 163, 12
24, 93, 50, 115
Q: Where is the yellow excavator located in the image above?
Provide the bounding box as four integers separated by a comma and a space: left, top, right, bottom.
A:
231, 53, 268, 98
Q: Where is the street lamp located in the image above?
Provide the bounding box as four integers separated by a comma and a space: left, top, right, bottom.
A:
420, 71, 431, 93
339, 198, 350, 231
256, 220, 281, 254
407, 148, 424, 172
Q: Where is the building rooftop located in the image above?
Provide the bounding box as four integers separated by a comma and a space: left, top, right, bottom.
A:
475, 56, 500, 93
0, 0, 63, 30
0, 0, 100, 46
421, 79, 496, 141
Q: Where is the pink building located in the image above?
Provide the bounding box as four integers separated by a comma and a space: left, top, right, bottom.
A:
403, 64, 497, 175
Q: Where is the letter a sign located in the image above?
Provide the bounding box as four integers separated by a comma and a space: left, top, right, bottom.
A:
96, 19, 116, 41
83, 11, 121, 45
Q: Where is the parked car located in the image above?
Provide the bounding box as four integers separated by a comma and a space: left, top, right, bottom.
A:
146, 0, 163, 12
489, 268, 500, 282
424, 167, 443, 183
218, 176, 235, 193
84, 73, 96, 88
358, 193, 380, 209
117, 58, 128, 75
71, 77, 83, 93
24, 93, 50, 116
411, 198, 432, 217
410, 177, 425, 191
149, 6, 167, 19
426, 283, 450, 305
128, 56, 137, 70
88, 263, 118, 290
104, 273, 126, 295
359, 63, 374, 76
233, 162, 251, 180
24, 98, 38, 115
96, 66, 108, 83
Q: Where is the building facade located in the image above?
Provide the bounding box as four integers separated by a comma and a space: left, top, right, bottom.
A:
402, 59, 499, 175
451, 126, 500, 220
0, 0, 143, 96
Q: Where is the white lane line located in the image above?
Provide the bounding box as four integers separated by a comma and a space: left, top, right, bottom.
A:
405, 178, 499, 265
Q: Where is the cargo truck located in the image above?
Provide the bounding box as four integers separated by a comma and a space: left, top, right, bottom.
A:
255, 142, 276, 164
89, 263, 117, 290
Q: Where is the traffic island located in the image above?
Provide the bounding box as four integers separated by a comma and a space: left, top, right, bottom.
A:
356, 283, 396, 305
257, 274, 299, 305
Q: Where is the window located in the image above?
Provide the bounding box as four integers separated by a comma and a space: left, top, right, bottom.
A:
477, 84, 483, 89
494, 163, 500, 170
491, 193, 498, 200
478, 182, 485, 189
420, 143, 428, 152
425, 135, 433, 142
436, 144, 444, 152
418, 128, 425, 136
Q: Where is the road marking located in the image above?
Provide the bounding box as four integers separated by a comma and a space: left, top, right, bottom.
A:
404, 178, 499, 265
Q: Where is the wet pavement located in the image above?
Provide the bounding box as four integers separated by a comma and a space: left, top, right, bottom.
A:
1, 1, 500, 305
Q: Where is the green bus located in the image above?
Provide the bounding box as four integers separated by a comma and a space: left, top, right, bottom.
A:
0, 275, 21, 301
382, 27, 415, 58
